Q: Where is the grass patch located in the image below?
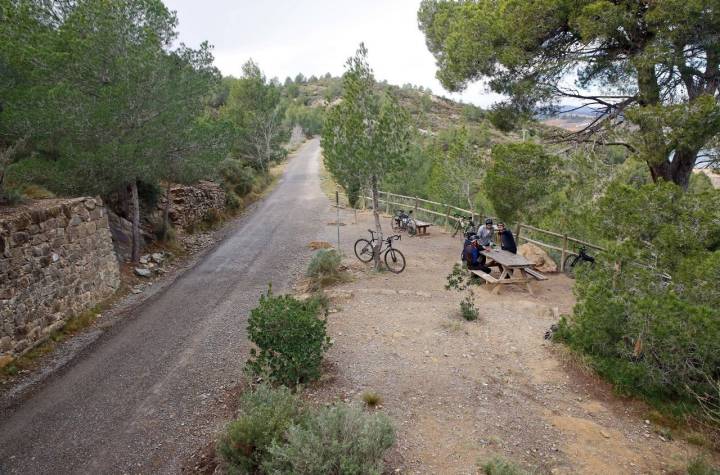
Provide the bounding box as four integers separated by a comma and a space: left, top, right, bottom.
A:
686, 431, 711, 448
441, 319, 466, 334
21, 184, 55, 199
480, 456, 530, 475
361, 391, 382, 408
306, 249, 347, 290
687, 455, 720, 475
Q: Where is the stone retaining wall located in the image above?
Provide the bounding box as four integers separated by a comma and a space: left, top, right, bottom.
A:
0, 197, 120, 360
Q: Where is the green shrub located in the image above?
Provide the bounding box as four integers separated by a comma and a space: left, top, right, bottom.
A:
218, 385, 303, 474
0, 187, 24, 205
225, 190, 242, 211
484, 142, 561, 224
446, 263, 480, 321
481, 456, 529, 475
361, 391, 382, 407
202, 208, 224, 229
559, 183, 720, 422
246, 288, 331, 387
687, 455, 720, 475
262, 404, 395, 474
219, 159, 256, 196
306, 249, 343, 288
460, 294, 479, 321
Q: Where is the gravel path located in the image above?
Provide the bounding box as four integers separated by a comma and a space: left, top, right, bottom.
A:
0, 139, 332, 474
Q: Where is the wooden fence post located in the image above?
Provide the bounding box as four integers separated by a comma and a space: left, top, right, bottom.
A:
414, 196, 419, 216
385, 192, 390, 215
445, 206, 451, 228
560, 234, 568, 272
515, 224, 522, 242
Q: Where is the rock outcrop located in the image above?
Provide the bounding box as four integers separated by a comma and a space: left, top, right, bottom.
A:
518, 243, 558, 273
0, 197, 120, 361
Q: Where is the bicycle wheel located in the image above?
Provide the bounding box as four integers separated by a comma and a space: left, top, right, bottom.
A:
384, 248, 406, 273
563, 255, 579, 278
354, 239, 375, 263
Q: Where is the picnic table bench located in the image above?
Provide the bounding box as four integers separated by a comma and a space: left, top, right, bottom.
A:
469, 249, 546, 295
414, 220, 432, 235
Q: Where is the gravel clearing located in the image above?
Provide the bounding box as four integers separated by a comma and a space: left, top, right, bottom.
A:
305, 208, 708, 474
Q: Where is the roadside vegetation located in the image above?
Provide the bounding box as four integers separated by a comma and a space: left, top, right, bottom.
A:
218, 384, 395, 474
219, 284, 395, 474
245, 288, 331, 387
305, 249, 348, 290
0, 0, 321, 263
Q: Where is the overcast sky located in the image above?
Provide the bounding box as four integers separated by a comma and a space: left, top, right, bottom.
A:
163, 0, 504, 107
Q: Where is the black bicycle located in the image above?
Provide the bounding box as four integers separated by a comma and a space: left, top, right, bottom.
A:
451, 213, 476, 238
391, 209, 417, 236
354, 230, 406, 273
563, 246, 595, 278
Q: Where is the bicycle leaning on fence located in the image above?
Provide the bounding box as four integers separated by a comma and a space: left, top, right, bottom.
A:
563, 246, 595, 278
391, 209, 417, 236
451, 213, 476, 238
354, 229, 406, 273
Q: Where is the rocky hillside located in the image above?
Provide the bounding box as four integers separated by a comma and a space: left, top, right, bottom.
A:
285, 75, 523, 143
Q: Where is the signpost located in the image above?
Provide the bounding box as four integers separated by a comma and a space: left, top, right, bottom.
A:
335, 190, 341, 250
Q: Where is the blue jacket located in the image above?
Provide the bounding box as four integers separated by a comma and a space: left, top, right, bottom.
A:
462, 242, 480, 266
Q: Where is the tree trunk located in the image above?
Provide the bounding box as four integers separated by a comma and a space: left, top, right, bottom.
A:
162, 185, 171, 241
647, 147, 698, 190
370, 173, 383, 271
130, 180, 141, 263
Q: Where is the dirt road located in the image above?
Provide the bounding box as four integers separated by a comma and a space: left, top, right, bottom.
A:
0, 139, 331, 474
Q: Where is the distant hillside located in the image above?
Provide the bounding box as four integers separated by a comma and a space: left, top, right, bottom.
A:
538, 105, 598, 132
283, 75, 521, 144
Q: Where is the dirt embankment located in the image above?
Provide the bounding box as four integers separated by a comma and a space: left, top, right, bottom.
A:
305, 209, 713, 474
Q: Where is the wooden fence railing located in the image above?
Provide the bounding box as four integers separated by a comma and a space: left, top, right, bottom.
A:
346, 189, 604, 272
360, 190, 478, 228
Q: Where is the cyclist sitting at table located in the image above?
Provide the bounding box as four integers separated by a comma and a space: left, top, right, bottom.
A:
477, 218, 495, 249
497, 222, 517, 254
463, 236, 491, 273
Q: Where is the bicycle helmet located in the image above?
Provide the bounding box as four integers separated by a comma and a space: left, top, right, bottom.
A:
485, 218, 493, 225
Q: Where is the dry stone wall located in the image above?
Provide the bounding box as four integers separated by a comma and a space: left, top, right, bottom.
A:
159, 180, 226, 231
0, 197, 120, 360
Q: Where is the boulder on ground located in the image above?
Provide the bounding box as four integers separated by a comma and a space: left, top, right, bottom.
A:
134, 267, 152, 278
518, 243, 558, 273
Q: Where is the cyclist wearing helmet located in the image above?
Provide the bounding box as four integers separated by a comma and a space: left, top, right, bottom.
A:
477, 218, 495, 248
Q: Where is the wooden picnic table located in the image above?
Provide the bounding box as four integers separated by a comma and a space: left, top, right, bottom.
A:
414, 220, 432, 235
470, 248, 538, 295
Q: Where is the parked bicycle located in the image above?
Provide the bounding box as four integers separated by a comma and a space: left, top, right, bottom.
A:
563, 246, 595, 278
354, 230, 406, 273
391, 209, 417, 236
451, 213, 476, 238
